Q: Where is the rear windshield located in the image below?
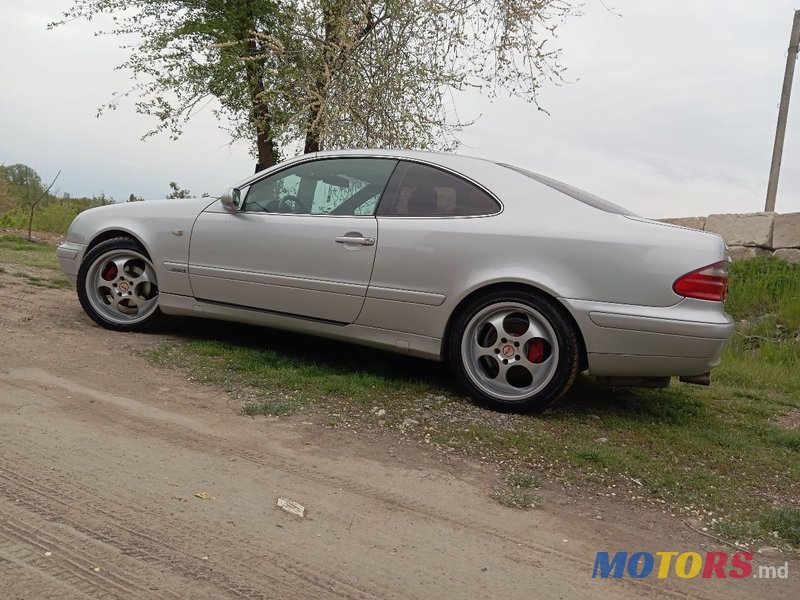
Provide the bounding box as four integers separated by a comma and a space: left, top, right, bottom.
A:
497, 163, 638, 216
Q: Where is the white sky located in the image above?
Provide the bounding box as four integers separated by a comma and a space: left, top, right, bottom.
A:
1, 0, 798, 218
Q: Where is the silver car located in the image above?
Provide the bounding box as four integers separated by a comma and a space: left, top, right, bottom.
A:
57, 150, 734, 411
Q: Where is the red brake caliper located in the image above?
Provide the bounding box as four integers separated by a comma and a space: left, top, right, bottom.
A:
101, 263, 118, 281
527, 339, 547, 364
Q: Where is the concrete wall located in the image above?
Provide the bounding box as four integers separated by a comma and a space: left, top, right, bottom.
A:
659, 212, 800, 263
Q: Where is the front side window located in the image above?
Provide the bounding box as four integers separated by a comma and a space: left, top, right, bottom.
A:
243, 158, 398, 215
377, 161, 501, 217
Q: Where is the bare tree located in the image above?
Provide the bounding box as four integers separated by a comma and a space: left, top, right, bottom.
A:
27, 171, 61, 242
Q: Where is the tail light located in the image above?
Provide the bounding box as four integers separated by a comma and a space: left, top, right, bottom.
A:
673, 261, 729, 302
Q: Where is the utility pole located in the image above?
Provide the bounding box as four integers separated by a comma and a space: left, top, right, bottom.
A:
765, 10, 800, 213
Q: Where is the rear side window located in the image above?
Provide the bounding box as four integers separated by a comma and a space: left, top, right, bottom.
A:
377, 161, 500, 217
498, 162, 637, 216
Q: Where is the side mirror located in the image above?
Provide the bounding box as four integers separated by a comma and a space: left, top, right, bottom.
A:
220, 188, 242, 212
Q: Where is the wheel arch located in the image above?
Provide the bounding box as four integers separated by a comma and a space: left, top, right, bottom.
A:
85, 229, 151, 260
442, 282, 588, 371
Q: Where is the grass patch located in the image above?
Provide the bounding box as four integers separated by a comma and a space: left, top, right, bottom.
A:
145, 333, 443, 417
726, 257, 800, 329
760, 507, 800, 546
22, 274, 72, 289
0, 235, 60, 270
490, 486, 539, 509
491, 469, 542, 509
135, 256, 800, 547
506, 469, 542, 489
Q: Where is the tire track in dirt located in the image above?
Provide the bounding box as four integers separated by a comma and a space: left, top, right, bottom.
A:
0, 539, 89, 600
0, 504, 178, 600
0, 451, 383, 600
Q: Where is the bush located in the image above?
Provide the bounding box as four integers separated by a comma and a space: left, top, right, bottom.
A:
0, 196, 111, 235
0, 163, 110, 235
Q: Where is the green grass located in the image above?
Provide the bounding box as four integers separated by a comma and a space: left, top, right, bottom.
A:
12, 270, 71, 289
146, 336, 440, 415
0, 235, 61, 270
491, 469, 542, 509
726, 257, 800, 331
760, 508, 800, 546
506, 469, 542, 489
0, 236, 70, 290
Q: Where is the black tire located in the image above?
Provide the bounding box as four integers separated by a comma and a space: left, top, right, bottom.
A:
448, 289, 580, 412
77, 237, 163, 332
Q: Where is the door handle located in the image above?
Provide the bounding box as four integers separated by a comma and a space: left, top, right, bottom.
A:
335, 236, 375, 246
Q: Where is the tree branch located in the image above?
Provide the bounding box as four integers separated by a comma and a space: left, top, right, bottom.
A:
28, 170, 61, 242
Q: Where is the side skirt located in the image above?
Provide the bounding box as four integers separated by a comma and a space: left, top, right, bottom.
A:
157, 292, 443, 361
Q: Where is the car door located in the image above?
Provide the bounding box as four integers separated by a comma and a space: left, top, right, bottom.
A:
188, 157, 398, 323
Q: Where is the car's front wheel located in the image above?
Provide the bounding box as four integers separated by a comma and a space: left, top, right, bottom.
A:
449, 290, 580, 412
77, 237, 163, 331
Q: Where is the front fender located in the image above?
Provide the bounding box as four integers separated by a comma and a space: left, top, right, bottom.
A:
67, 198, 215, 296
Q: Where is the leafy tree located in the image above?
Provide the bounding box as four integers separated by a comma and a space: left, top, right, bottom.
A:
51, 1, 287, 169
0, 164, 45, 205
1, 164, 42, 189
287, 1, 575, 154
52, 1, 576, 168
0, 165, 62, 240
128, 193, 145, 202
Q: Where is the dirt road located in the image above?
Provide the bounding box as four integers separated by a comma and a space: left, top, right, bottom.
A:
0, 267, 796, 599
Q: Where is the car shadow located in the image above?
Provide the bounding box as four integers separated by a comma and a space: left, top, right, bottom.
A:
553, 375, 709, 426
159, 316, 459, 391
156, 316, 705, 426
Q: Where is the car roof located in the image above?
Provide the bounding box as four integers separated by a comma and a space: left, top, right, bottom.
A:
234, 149, 496, 187
233, 148, 636, 217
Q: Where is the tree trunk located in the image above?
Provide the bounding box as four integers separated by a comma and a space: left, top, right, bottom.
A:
303, 3, 339, 155
302, 5, 384, 154
242, 8, 277, 173
256, 127, 277, 171
248, 63, 277, 171
304, 114, 322, 154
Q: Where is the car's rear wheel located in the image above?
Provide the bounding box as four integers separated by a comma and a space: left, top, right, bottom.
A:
449, 290, 580, 412
77, 238, 163, 331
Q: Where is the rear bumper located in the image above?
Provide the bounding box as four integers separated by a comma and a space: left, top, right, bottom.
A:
561, 297, 734, 377
56, 241, 87, 287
